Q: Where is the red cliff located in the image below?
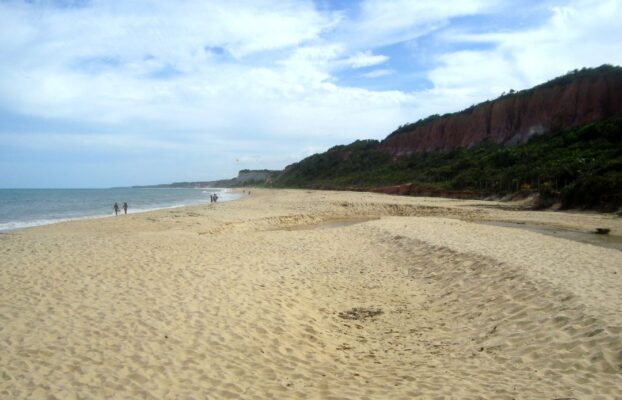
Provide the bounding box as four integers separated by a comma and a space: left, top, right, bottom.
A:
380, 66, 622, 156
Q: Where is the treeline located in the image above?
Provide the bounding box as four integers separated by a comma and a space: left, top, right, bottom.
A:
274, 118, 622, 210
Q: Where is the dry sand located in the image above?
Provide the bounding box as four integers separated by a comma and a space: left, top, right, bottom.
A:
1, 189, 621, 399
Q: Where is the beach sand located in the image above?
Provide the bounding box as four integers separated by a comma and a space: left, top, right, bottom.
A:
1, 189, 621, 399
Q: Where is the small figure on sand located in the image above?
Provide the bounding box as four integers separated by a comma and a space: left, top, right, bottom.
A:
113, 202, 120, 216
123, 202, 128, 215
210, 193, 219, 203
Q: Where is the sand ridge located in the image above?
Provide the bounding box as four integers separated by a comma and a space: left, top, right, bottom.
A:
1, 189, 621, 399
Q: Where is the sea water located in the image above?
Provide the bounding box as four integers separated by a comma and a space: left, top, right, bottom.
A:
0, 188, 239, 232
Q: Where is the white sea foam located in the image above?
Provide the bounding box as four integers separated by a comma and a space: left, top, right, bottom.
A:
0, 215, 109, 232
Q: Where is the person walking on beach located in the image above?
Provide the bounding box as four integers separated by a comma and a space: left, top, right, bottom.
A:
123, 202, 128, 215
113, 202, 120, 216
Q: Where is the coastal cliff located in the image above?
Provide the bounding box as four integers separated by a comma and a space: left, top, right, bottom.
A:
274, 66, 622, 209
381, 65, 622, 156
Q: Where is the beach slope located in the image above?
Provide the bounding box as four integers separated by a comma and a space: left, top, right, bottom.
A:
1, 189, 621, 399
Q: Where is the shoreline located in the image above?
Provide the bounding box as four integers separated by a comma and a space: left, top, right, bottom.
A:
1, 189, 620, 398
0, 188, 242, 233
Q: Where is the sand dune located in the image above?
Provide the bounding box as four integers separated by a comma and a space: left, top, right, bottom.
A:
1, 189, 621, 399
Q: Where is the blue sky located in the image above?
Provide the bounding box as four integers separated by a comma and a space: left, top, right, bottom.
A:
1, 0, 621, 187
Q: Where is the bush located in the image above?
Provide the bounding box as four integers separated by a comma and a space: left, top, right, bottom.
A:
275, 117, 622, 210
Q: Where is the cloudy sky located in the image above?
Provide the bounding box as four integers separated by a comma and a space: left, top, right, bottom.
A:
1, 0, 621, 187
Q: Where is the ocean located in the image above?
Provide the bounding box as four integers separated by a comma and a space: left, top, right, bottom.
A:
0, 188, 239, 232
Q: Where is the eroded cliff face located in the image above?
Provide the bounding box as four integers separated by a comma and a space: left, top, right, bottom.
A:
380, 68, 622, 156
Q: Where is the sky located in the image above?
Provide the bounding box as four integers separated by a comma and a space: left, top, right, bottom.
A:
1, 0, 621, 188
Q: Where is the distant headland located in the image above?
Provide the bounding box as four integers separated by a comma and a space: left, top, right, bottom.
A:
132, 169, 281, 189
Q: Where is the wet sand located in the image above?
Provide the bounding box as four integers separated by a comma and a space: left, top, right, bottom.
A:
1, 189, 621, 399
478, 220, 622, 251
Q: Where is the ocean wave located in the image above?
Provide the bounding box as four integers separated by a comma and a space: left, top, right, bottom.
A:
0, 190, 242, 232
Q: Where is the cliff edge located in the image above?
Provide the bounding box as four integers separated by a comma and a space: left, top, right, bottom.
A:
380, 65, 622, 156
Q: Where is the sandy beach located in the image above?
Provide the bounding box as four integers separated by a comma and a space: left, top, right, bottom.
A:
1, 189, 621, 399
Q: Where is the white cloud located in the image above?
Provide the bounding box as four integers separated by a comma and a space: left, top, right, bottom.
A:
0, 0, 497, 135
344, 51, 389, 69
1, 131, 185, 152
362, 69, 395, 78
335, 0, 496, 50
426, 0, 622, 108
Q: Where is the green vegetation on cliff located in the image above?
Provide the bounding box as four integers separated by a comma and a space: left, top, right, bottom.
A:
274, 118, 622, 210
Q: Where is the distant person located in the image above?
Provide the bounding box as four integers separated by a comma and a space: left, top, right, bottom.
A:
113, 202, 120, 216
123, 202, 128, 215
213, 193, 219, 203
